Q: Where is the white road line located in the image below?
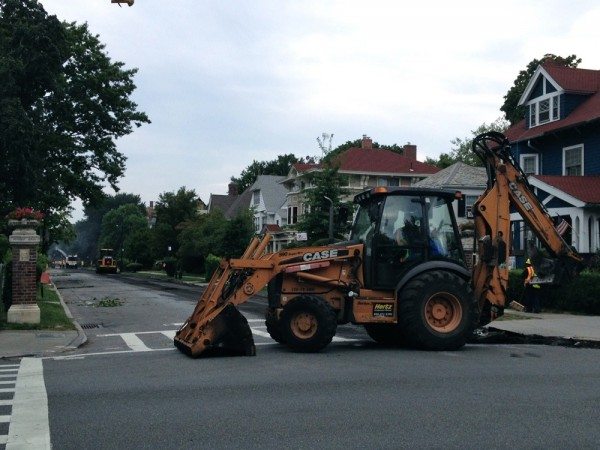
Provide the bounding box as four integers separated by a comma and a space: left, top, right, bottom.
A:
251, 329, 272, 338
0, 388, 15, 393
0, 400, 13, 406
49, 347, 176, 360
0, 369, 18, 373
120, 333, 151, 352
0, 415, 9, 422
161, 330, 176, 339
332, 336, 358, 342
0, 435, 7, 445
6, 357, 51, 449
246, 319, 264, 323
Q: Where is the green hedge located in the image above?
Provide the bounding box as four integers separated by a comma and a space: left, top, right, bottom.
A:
204, 254, 221, 280
508, 269, 600, 314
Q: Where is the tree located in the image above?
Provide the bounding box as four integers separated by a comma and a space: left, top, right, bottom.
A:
501, 54, 581, 124
67, 193, 144, 261
0, 0, 149, 241
98, 203, 148, 263
425, 118, 509, 168
297, 163, 351, 244
153, 187, 199, 256
231, 154, 300, 193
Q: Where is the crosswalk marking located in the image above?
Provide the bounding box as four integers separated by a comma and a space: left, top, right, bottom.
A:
0, 415, 9, 423
0, 435, 7, 445
251, 329, 272, 338
160, 330, 176, 339
0, 388, 15, 393
0, 369, 18, 373
0, 400, 13, 406
120, 333, 152, 352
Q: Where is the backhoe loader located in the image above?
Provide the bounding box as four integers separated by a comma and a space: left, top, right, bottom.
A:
174, 132, 582, 357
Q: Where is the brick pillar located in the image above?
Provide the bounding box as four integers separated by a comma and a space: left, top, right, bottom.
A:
8, 219, 41, 324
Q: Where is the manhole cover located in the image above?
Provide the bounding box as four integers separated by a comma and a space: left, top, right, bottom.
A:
80, 323, 102, 329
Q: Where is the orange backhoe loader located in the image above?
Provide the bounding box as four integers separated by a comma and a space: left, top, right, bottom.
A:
174, 132, 582, 357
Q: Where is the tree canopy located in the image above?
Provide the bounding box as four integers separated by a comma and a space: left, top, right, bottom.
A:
0, 0, 149, 241
231, 153, 300, 193
425, 118, 509, 168
501, 53, 581, 124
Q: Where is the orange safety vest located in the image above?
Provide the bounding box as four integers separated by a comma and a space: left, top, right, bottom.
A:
525, 266, 541, 288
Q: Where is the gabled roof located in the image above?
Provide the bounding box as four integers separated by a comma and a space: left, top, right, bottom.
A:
208, 194, 237, 214
224, 189, 252, 219
533, 175, 600, 205
248, 175, 287, 212
414, 162, 486, 189
289, 149, 438, 176
506, 63, 600, 144
334, 147, 438, 175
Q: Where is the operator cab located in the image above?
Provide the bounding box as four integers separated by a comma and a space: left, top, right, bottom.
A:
350, 187, 465, 290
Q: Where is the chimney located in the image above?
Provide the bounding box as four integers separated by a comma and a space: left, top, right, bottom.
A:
228, 182, 239, 196
361, 135, 373, 149
149, 201, 154, 208
403, 143, 417, 161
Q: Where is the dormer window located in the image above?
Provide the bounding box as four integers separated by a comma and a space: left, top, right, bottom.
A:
529, 94, 559, 127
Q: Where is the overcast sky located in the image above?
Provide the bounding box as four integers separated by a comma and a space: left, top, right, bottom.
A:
41, 1, 600, 221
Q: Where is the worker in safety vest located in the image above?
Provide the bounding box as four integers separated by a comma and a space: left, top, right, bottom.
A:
523, 259, 541, 313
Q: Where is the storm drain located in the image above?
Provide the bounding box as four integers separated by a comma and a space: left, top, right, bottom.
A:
80, 323, 102, 329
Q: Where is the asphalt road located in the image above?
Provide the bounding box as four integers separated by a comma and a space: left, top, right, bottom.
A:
40, 270, 600, 449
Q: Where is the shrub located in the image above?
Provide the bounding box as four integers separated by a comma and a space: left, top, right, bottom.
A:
204, 254, 221, 280
125, 262, 143, 272
508, 269, 600, 314
163, 256, 178, 277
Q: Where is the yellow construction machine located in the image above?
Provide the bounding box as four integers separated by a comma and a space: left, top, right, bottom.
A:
174, 132, 582, 357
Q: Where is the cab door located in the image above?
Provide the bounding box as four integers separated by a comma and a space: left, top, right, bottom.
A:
372, 195, 427, 290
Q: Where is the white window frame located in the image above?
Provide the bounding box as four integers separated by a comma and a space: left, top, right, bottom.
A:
527, 77, 560, 128
252, 190, 260, 206
519, 153, 539, 176
562, 144, 584, 176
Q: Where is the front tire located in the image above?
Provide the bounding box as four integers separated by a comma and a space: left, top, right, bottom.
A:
280, 295, 337, 352
398, 270, 477, 350
265, 308, 285, 344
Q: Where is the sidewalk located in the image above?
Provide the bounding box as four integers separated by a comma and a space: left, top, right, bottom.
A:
0, 283, 87, 359
484, 309, 600, 344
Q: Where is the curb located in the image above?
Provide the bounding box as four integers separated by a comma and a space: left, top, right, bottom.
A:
51, 282, 88, 351
474, 327, 600, 349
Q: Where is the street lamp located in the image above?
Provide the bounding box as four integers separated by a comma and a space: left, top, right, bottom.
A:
324, 196, 334, 243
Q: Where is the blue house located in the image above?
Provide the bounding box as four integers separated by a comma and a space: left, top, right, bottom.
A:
505, 62, 600, 255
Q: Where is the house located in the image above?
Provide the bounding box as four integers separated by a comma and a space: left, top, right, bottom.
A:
207, 183, 240, 216
505, 62, 600, 255
414, 161, 487, 224
281, 136, 440, 227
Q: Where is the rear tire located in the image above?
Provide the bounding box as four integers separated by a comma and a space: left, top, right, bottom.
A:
280, 295, 337, 352
265, 308, 285, 344
398, 270, 477, 350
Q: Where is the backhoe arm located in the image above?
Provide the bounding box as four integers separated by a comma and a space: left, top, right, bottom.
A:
471, 132, 582, 324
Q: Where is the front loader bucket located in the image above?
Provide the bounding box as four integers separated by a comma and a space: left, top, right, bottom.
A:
174, 304, 256, 357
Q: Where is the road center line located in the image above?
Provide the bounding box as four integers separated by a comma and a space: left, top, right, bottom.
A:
7, 357, 51, 450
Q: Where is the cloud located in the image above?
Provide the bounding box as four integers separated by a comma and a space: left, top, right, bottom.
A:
39, 0, 600, 220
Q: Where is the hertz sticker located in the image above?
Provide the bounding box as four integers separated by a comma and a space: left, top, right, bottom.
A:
373, 303, 394, 318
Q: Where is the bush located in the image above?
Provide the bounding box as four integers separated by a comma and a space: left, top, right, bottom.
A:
204, 254, 221, 280
125, 262, 143, 272
163, 256, 178, 277
508, 269, 600, 314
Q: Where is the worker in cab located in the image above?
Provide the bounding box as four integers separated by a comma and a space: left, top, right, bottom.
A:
523, 259, 541, 313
